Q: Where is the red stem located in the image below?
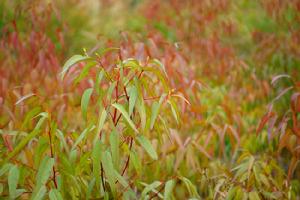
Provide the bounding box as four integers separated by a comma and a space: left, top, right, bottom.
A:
47, 123, 58, 189
121, 137, 133, 176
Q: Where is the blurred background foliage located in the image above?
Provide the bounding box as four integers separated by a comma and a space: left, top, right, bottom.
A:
0, 0, 300, 199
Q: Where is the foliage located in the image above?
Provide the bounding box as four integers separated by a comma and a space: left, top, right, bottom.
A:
0, 0, 300, 199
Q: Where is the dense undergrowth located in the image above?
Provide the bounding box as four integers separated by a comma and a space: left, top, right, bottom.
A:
0, 0, 300, 199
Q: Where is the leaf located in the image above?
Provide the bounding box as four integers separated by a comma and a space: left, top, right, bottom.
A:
273, 86, 293, 102
150, 94, 167, 129
56, 129, 69, 153
49, 189, 63, 200
122, 58, 140, 69
130, 150, 142, 173
179, 177, 199, 198
136, 135, 158, 160
95, 107, 107, 141
95, 69, 105, 91
92, 140, 102, 191
60, 55, 92, 80
8, 165, 19, 199
249, 191, 261, 200
31, 186, 46, 200
15, 93, 36, 105
6, 112, 48, 161
21, 106, 42, 129
81, 88, 93, 120
97, 47, 120, 57
150, 102, 160, 130
110, 130, 120, 170
256, 112, 275, 135
0, 163, 12, 176
141, 181, 162, 199
71, 125, 95, 150
271, 74, 291, 86
151, 58, 167, 77
129, 86, 138, 116
101, 151, 117, 196
247, 156, 255, 184
35, 156, 55, 188
171, 93, 191, 105
137, 98, 146, 130
74, 61, 97, 84
168, 99, 180, 124
105, 81, 116, 102
112, 103, 138, 133
114, 170, 129, 188
164, 180, 175, 200
86, 178, 96, 200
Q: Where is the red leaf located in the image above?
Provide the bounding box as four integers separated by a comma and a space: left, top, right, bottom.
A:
256, 112, 275, 135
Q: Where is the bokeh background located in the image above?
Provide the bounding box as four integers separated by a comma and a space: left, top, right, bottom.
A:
1, 0, 300, 199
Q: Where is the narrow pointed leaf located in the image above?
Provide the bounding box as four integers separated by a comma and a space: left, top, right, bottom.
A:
60, 55, 92, 80
36, 156, 55, 188
110, 130, 119, 170
101, 151, 117, 196
141, 181, 162, 199
112, 103, 138, 133
129, 86, 138, 116
81, 88, 93, 120
136, 135, 158, 160
49, 189, 63, 200
8, 165, 19, 199
150, 94, 166, 129
164, 180, 175, 200
31, 186, 46, 200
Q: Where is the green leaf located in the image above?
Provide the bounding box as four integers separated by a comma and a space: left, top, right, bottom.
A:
60, 55, 92, 80
150, 94, 167, 129
0, 163, 12, 176
164, 180, 175, 200
130, 150, 142, 173
8, 165, 19, 199
49, 189, 63, 200
106, 81, 116, 103
129, 86, 138, 116
36, 156, 55, 188
249, 191, 261, 200
21, 106, 42, 129
95, 107, 107, 143
168, 99, 179, 124
72, 125, 95, 150
31, 186, 46, 200
114, 170, 129, 188
101, 151, 117, 196
136, 98, 146, 130
112, 103, 138, 133
136, 135, 158, 160
110, 130, 120, 170
141, 181, 162, 199
95, 69, 105, 95
74, 61, 97, 84
86, 178, 96, 200
92, 140, 103, 191
179, 176, 199, 198
151, 58, 167, 77
6, 111, 48, 161
150, 102, 159, 130
122, 58, 140, 69
56, 129, 69, 153
81, 88, 93, 120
